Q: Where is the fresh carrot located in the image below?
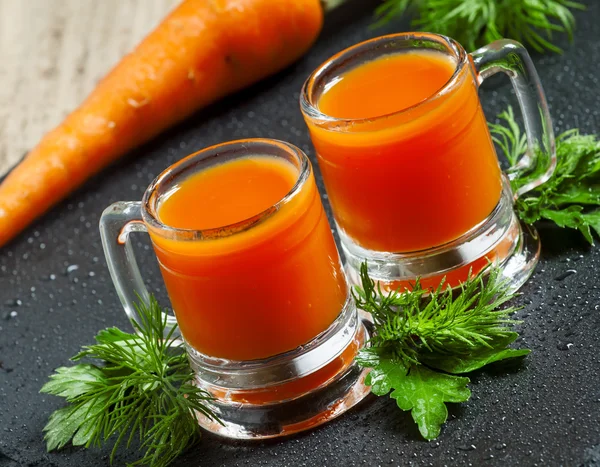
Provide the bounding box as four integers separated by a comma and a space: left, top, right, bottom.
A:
0, 0, 324, 248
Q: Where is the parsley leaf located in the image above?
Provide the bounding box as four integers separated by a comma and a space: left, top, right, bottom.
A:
358, 347, 471, 440
390, 366, 470, 441
357, 346, 409, 395
421, 332, 530, 374
490, 107, 600, 244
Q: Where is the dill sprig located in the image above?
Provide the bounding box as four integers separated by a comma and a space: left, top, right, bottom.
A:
354, 264, 529, 440
41, 297, 220, 467
374, 0, 585, 53
354, 264, 522, 364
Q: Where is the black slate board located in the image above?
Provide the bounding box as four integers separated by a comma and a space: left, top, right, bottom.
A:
1, 1, 600, 466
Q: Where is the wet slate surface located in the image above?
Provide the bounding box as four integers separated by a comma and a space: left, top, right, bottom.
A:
1, 1, 600, 466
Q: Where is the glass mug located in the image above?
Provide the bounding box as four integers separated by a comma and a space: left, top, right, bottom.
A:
99, 139, 369, 439
300, 33, 556, 291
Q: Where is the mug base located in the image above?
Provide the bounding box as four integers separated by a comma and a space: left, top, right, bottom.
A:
190, 298, 371, 440
342, 181, 540, 294
494, 220, 540, 294
345, 219, 540, 295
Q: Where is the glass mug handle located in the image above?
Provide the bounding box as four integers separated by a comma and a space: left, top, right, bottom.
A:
470, 39, 556, 199
99, 201, 179, 338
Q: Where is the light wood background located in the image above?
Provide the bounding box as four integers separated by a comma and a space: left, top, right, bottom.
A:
0, 0, 179, 177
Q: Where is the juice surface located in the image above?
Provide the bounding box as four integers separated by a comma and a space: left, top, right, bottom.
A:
319, 52, 454, 119
158, 157, 295, 230
308, 51, 502, 252
150, 156, 347, 361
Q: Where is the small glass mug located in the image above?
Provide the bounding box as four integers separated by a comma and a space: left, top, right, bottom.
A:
300, 33, 556, 291
99, 139, 369, 439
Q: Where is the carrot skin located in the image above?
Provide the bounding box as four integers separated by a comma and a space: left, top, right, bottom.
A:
0, 0, 323, 247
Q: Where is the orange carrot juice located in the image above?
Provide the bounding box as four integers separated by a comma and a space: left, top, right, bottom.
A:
148, 155, 347, 361
306, 51, 502, 252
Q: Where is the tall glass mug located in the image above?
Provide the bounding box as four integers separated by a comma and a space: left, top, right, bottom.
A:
99, 139, 369, 439
300, 33, 556, 291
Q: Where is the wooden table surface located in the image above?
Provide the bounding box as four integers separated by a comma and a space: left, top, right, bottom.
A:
0, 0, 179, 177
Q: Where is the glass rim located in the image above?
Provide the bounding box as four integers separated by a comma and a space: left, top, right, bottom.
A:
141, 138, 310, 240
299, 32, 469, 127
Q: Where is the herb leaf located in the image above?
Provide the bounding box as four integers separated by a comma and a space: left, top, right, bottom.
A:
374, 0, 585, 53
357, 347, 409, 395
41, 364, 106, 401
421, 332, 530, 374
490, 106, 600, 244
355, 263, 528, 440
359, 346, 471, 440
390, 365, 470, 441
43, 399, 103, 451
41, 296, 221, 467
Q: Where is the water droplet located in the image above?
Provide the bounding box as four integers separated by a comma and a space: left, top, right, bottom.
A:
555, 269, 577, 281
457, 444, 476, 451
557, 342, 574, 351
